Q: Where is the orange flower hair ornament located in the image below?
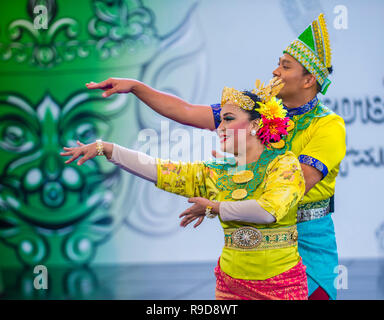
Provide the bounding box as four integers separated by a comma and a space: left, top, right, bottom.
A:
221, 77, 291, 148
252, 78, 290, 146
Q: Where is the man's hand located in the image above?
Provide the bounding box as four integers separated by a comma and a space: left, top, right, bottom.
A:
86, 78, 140, 98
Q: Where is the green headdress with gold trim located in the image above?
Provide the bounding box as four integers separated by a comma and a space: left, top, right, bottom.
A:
283, 13, 332, 94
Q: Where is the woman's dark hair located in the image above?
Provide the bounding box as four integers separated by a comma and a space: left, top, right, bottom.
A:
302, 66, 333, 93
241, 91, 262, 120
240, 91, 282, 143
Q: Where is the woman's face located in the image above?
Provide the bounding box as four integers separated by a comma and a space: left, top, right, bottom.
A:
217, 103, 257, 155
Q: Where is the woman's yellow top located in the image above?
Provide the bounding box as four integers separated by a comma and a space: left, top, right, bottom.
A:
156, 151, 305, 280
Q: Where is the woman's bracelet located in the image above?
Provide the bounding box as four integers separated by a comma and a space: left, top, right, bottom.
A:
205, 204, 217, 219
95, 139, 104, 156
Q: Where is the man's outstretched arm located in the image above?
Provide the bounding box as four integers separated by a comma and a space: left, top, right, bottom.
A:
86, 78, 217, 130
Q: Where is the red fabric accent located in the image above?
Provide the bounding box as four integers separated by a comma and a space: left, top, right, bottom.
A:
214, 258, 308, 300
308, 286, 329, 300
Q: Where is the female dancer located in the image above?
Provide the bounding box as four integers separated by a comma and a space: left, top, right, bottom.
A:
60, 81, 308, 300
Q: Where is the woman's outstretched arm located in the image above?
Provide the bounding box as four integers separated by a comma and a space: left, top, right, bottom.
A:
61, 142, 277, 228
86, 78, 217, 130
60, 141, 157, 183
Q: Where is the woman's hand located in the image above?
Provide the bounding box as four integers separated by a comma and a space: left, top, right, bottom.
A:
86, 78, 140, 98
60, 141, 98, 166
60, 141, 113, 165
179, 197, 219, 228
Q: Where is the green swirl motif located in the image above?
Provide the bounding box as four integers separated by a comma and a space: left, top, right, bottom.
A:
88, 0, 159, 60
0, 0, 161, 68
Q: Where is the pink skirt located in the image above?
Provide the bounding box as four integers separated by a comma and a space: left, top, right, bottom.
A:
214, 258, 308, 300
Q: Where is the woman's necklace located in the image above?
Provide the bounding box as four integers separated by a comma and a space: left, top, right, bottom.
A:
231, 168, 254, 200
205, 146, 286, 200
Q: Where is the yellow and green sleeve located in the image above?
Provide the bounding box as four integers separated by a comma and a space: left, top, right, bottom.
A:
155, 159, 219, 200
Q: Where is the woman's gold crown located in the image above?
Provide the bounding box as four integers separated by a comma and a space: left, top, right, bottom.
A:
221, 77, 285, 111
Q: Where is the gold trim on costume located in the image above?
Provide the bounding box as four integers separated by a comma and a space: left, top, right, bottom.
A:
224, 225, 298, 251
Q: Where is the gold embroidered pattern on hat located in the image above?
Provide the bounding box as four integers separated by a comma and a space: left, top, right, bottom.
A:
283, 13, 332, 91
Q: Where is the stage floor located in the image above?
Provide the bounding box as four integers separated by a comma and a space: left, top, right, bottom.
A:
1, 258, 383, 300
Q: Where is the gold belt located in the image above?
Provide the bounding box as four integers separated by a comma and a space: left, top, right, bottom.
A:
224, 225, 298, 251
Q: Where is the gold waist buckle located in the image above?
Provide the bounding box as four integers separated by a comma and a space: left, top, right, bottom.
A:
224, 225, 298, 251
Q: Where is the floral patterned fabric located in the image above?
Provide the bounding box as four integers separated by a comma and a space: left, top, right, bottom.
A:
156, 151, 305, 280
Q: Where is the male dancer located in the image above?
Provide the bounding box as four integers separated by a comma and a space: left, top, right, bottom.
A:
86, 14, 346, 300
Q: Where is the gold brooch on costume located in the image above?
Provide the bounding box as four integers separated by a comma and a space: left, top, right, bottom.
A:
230, 170, 255, 200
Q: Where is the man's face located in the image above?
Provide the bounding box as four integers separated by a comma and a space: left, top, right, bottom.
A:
272, 53, 309, 100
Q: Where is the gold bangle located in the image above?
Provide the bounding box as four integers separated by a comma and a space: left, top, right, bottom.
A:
205, 205, 216, 219
95, 139, 104, 156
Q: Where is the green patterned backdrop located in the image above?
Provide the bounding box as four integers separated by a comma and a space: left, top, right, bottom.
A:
0, 0, 204, 269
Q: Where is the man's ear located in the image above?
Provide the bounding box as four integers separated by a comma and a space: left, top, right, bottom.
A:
303, 74, 317, 89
